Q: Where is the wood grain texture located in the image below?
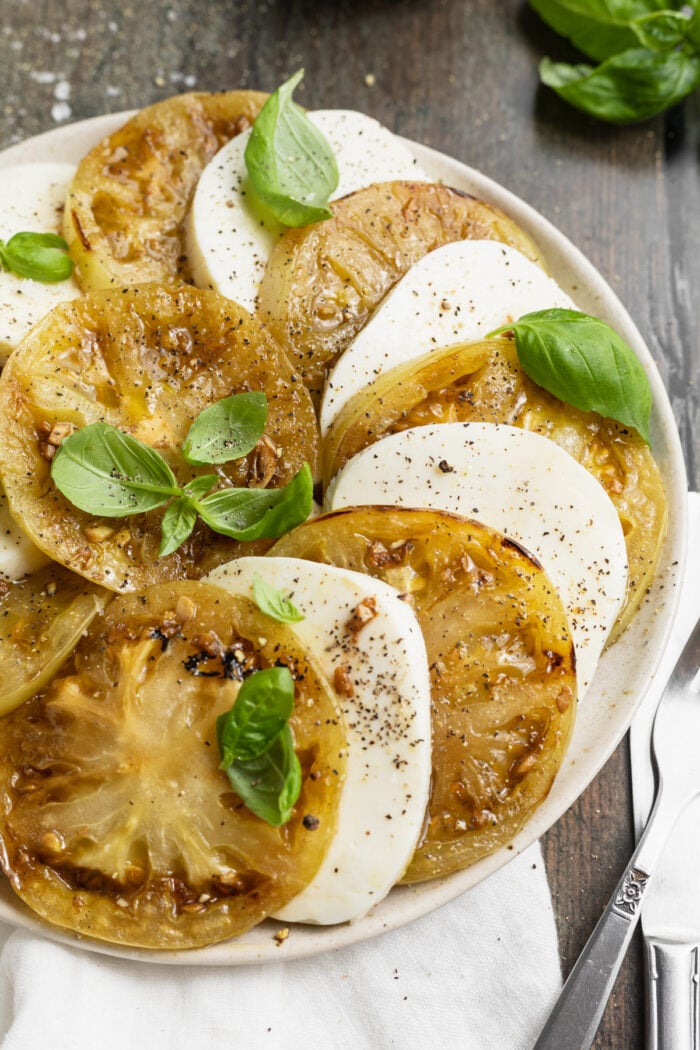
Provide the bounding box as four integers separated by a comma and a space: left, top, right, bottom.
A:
0, 0, 697, 1046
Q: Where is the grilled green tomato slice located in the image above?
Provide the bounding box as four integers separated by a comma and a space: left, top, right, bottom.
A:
269, 507, 576, 882
321, 340, 491, 489
63, 90, 267, 289
322, 337, 667, 640
0, 581, 346, 950
0, 284, 319, 592
0, 563, 108, 716
256, 181, 545, 404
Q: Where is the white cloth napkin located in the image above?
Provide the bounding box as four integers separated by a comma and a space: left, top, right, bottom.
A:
0, 494, 696, 1050
0, 845, 559, 1050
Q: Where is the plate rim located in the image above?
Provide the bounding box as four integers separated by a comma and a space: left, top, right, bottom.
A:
0, 109, 688, 966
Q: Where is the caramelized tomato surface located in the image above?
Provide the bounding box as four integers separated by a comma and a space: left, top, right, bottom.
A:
0, 581, 345, 949
323, 338, 668, 639
0, 285, 318, 591
0, 562, 108, 716
63, 90, 267, 289
270, 507, 576, 881
257, 181, 545, 404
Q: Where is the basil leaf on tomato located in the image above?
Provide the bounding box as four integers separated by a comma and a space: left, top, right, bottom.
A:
197, 463, 313, 541
182, 392, 268, 466
488, 308, 652, 443
222, 725, 302, 827
182, 475, 219, 502
216, 666, 301, 827
217, 666, 295, 766
51, 422, 180, 516
159, 499, 198, 558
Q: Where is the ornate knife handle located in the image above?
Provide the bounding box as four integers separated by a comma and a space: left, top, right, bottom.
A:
535, 618, 700, 1050
533, 863, 651, 1050
645, 937, 700, 1050
533, 786, 685, 1050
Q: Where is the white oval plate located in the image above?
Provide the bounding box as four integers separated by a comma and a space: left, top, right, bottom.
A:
0, 112, 688, 965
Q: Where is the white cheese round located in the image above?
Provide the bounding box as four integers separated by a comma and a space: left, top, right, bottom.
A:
319, 239, 574, 436
206, 556, 432, 925
0, 163, 81, 359
326, 422, 628, 698
186, 109, 428, 312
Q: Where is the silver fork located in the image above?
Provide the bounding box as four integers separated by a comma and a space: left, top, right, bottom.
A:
534, 617, 700, 1050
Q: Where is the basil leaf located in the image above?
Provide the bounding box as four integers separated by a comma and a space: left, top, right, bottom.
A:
489, 309, 652, 443
182, 474, 219, 501
198, 463, 313, 541
221, 724, 302, 827
244, 69, 339, 227
542, 60, 596, 89
51, 422, 180, 516
688, 7, 700, 49
181, 392, 268, 466
217, 665, 295, 766
252, 572, 304, 623
0, 231, 73, 283
529, 0, 679, 62
159, 498, 198, 557
159, 476, 219, 554
631, 10, 690, 50
539, 48, 700, 123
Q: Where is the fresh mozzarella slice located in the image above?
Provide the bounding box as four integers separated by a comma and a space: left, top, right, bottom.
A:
0, 163, 81, 358
205, 556, 432, 925
319, 239, 574, 435
0, 487, 49, 580
326, 422, 628, 698
187, 109, 428, 312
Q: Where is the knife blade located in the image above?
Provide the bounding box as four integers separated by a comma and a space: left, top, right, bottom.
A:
630, 492, 700, 1049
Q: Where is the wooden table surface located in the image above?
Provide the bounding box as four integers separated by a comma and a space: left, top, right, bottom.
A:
1, 0, 698, 1046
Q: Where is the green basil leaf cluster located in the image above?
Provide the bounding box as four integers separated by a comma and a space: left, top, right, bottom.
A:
216, 666, 302, 826
0, 231, 73, 283
244, 69, 339, 227
487, 308, 652, 442
530, 0, 700, 122
50, 392, 312, 556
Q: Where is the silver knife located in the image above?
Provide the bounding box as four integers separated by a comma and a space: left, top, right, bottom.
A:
631, 499, 700, 1050
534, 611, 700, 1049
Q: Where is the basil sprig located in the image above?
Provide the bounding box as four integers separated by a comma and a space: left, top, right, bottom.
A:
0, 231, 73, 283
50, 392, 312, 556
217, 666, 302, 826
530, 0, 700, 123
252, 572, 305, 623
487, 308, 652, 443
244, 69, 339, 227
